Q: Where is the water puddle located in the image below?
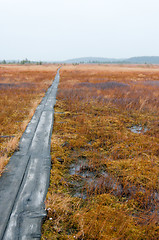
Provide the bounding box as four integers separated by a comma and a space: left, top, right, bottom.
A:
69, 159, 122, 199
68, 159, 158, 212
130, 125, 148, 134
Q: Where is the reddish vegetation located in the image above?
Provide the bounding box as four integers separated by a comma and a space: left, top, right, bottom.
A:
0, 64, 158, 239
0, 64, 59, 174
42, 65, 159, 239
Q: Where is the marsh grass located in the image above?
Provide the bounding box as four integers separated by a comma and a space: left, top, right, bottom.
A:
0, 64, 58, 174
42, 65, 159, 239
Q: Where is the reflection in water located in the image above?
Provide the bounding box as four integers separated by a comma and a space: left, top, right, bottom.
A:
130, 125, 148, 134
69, 159, 122, 199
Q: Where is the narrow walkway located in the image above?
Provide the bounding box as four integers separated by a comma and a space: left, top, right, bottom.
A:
0, 68, 60, 240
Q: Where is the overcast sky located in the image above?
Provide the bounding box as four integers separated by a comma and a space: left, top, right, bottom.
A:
0, 0, 159, 61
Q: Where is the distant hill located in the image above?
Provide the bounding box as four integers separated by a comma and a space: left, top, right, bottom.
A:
64, 56, 159, 64
124, 56, 159, 64
64, 57, 120, 64
1, 56, 159, 65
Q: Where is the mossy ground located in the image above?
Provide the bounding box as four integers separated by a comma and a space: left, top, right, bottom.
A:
42, 65, 159, 239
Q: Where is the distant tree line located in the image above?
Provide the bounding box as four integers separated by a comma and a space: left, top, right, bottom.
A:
0, 58, 43, 65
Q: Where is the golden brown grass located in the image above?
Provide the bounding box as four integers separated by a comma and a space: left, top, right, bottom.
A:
42, 64, 159, 239
0, 64, 59, 175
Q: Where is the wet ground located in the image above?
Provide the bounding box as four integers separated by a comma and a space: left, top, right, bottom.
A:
69, 158, 122, 199
68, 155, 158, 212
130, 125, 148, 134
